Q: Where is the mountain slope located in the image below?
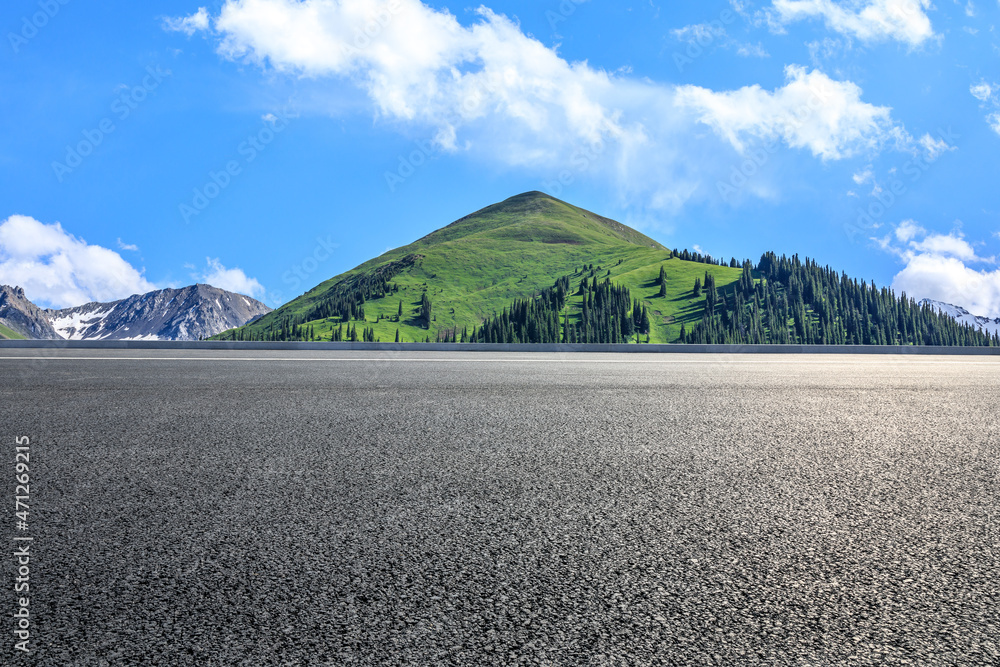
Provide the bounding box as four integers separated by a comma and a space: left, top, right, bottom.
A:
224, 191, 742, 343
0, 286, 61, 339
46, 284, 272, 341
921, 299, 1000, 336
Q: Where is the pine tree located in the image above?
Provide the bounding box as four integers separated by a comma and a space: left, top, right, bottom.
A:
419, 293, 432, 329
693, 277, 702, 298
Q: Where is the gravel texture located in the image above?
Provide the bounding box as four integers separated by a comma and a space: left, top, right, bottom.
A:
1, 350, 998, 666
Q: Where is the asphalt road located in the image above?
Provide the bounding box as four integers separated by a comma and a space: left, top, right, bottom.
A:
1, 350, 998, 666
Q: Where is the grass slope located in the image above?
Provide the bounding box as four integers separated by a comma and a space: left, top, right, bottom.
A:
0, 322, 27, 340
222, 192, 744, 343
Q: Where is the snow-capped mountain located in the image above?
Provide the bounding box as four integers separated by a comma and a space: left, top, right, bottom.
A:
43, 284, 272, 341
46, 284, 271, 341
921, 299, 1000, 336
0, 285, 63, 339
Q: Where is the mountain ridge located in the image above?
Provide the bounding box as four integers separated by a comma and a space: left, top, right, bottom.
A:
46, 284, 272, 341
0, 284, 271, 341
0, 285, 62, 339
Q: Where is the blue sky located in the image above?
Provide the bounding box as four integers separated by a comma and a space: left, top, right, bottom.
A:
2, 0, 999, 316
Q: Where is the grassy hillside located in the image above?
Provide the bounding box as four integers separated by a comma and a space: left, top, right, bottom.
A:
0, 322, 27, 340
219, 192, 743, 343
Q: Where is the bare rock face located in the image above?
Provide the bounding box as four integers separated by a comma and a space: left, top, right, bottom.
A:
0, 285, 63, 339
44, 284, 273, 341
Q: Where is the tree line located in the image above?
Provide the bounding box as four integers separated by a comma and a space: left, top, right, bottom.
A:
680, 253, 999, 346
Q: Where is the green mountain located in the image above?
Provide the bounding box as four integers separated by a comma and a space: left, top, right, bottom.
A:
221, 191, 744, 343
218, 191, 998, 347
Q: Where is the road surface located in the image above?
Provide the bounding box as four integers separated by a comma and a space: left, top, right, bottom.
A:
1, 350, 997, 665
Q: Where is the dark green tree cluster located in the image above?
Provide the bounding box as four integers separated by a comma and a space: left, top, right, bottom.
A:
471, 276, 569, 343
671, 248, 733, 267
419, 292, 433, 329
470, 275, 649, 344
565, 277, 646, 343
231, 254, 422, 342
301, 254, 419, 324
681, 252, 999, 346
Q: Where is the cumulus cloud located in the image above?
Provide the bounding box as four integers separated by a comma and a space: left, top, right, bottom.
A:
769, 0, 937, 47
174, 0, 918, 211
877, 221, 1000, 317
675, 65, 908, 160
970, 81, 993, 102
0, 215, 156, 309
163, 7, 211, 36
196, 258, 265, 298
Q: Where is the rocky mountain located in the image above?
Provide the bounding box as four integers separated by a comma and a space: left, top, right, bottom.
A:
0, 285, 63, 339
921, 299, 1000, 336
44, 284, 272, 341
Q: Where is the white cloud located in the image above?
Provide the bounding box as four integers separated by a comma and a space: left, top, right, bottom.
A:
770, 0, 937, 47
918, 133, 954, 160
672, 21, 768, 59
989, 113, 1000, 136
190, 0, 918, 211
196, 258, 265, 298
672, 23, 726, 43
909, 232, 986, 262
969, 81, 1000, 136
894, 254, 1000, 317
853, 168, 874, 184
117, 238, 140, 252
970, 81, 993, 102
0, 215, 155, 309
163, 8, 211, 36
675, 65, 908, 160
879, 222, 1000, 317
737, 42, 771, 57
894, 219, 925, 242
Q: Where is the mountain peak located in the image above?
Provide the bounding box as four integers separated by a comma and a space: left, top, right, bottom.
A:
46, 285, 272, 341
0, 284, 61, 339
392, 191, 665, 255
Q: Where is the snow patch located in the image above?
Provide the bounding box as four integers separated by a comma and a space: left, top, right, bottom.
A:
48, 307, 115, 340
922, 299, 1000, 336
